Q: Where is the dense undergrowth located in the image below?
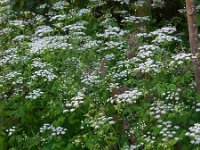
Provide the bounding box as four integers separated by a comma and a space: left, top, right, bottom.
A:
0, 0, 200, 149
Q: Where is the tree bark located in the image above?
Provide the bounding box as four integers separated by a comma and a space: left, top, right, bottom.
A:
135, 0, 151, 31
186, 0, 200, 93
136, 0, 151, 17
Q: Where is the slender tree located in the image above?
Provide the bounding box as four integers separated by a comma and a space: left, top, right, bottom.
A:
186, 0, 200, 93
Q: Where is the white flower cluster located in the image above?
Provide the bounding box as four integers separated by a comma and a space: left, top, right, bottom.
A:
0, 48, 19, 66
0, 6, 11, 13
63, 21, 87, 31
172, 53, 192, 61
62, 21, 87, 37
99, 15, 115, 26
113, 69, 132, 80
5, 71, 21, 81
63, 92, 85, 113
143, 26, 181, 44
150, 101, 175, 119
104, 53, 115, 60
6, 126, 16, 136
33, 14, 46, 23
196, 5, 200, 12
185, 123, 200, 145
107, 88, 142, 104
39, 123, 67, 142
81, 40, 101, 51
162, 88, 181, 101
25, 89, 44, 100
64, 8, 90, 21
108, 82, 120, 92
107, 83, 119, 92
122, 16, 150, 23
52, 1, 67, 10
136, 32, 149, 38
31, 69, 57, 81
134, 0, 145, 7
96, 25, 129, 39
0, 0, 10, 4
103, 41, 125, 51
133, 121, 146, 131
11, 76, 23, 85
29, 36, 72, 54
129, 130, 155, 149
189, 81, 196, 90
117, 57, 141, 68
134, 58, 161, 73
3, 47, 18, 55
37, 3, 47, 9
89, 0, 106, 7
130, 142, 144, 150
138, 44, 161, 52
195, 103, 200, 112
50, 14, 67, 22
0, 28, 13, 36
77, 8, 90, 16
31, 58, 50, 69
82, 113, 115, 130
34, 25, 53, 36
178, 9, 186, 14
114, 0, 130, 4
46, 10, 56, 17
81, 73, 101, 86
170, 53, 192, 66
0, 6, 11, 21
9, 20, 25, 27
151, 0, 165, 8
152, 34, 181, 43
158, 121, 180, 142
143, 132, 156, 144
137, 50, 154, 59
12, 35, 28, 42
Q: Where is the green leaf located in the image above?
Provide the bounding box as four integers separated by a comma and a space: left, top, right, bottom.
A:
197, 13, 200, 26
26, 137, 40, 150
0, 136, 7, 150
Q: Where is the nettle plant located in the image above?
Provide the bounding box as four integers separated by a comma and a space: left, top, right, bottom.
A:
0, 0, 200, 149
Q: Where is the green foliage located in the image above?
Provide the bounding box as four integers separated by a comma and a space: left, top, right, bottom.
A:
0, 0, 200, 149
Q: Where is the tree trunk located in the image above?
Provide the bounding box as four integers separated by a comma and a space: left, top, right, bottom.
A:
135, 0, 151, 31
186, 0, 200, 93
136, 0, 151, 17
